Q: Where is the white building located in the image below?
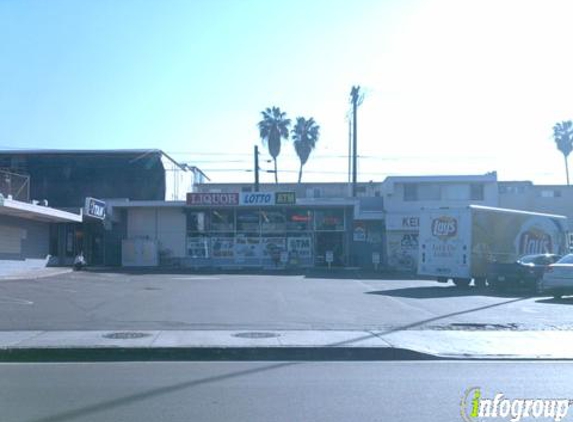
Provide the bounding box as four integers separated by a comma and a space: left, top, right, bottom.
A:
381, 173, 499, 271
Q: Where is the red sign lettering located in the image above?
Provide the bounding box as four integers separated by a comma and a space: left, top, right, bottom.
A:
186, 193, 239, 206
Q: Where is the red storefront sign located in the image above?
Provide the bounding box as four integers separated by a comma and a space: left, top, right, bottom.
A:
186, 193, 239, 206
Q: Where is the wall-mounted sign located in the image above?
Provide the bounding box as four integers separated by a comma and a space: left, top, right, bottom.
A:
240, 192, 275, 206
385, 214, 420, 231
353, 222, 366, 241
275, 192, 296, 205
372, 252, 381, 265
187, 193, 239, 206
84, 197, 106, 220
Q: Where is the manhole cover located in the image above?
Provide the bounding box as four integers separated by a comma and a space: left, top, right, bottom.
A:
233, 332, 280, 339
144, 287, 161, 291
102, 332, 151, 340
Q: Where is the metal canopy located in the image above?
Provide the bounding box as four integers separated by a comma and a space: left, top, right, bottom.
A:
0, 198, 82, 223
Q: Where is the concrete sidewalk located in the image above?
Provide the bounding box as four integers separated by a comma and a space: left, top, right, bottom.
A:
0, 329, 571, 361
0, 267, 73, 281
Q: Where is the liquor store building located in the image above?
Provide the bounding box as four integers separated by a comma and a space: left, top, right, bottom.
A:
110, 192, 356, 268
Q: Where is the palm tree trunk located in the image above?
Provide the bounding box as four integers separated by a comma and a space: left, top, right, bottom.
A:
565, 155, 570, 186
274, 158, 278, 184
298, 163, 303, 183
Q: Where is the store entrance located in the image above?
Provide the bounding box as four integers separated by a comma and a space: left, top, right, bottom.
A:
83, 221, 105, 266
315, 232, 344, 267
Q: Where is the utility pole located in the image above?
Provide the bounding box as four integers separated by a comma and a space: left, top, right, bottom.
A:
254, 145, 260, 192
350, 85, 360, 197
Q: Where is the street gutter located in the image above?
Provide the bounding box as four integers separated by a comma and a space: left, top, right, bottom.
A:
1, 329, 572, 362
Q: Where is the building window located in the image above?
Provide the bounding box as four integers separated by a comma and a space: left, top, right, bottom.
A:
286, 209, 313, 231
261, 209, 286, 232
539, 189, 561, 198
442, 184, 468, 200
403, 184, 417, 201
315, 209, 345, 231
186, 211, 209, 233
210, 209, 234, 231
470, 184, 485, 201
241, 187, 253, 193
236, 210, 260, 232
187, 235, 210, 258
418, 184, 441, 201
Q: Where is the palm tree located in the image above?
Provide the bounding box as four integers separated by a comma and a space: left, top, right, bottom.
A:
292, 117, 320, 183
257, 107, 290, 184
553, 120, 573, 185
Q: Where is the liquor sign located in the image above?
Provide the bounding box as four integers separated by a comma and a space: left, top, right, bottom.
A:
84, 197, 106, 220
187, 193, 239, 206
240, 192, 275, 206
275, 192, 296, 205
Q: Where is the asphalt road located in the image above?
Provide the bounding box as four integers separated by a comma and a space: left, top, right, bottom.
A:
0, 271, 572, 331
1, 361, 572, 422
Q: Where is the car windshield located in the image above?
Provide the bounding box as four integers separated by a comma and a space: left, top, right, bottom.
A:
518, 255, 542, 264
556, 254, 573, 264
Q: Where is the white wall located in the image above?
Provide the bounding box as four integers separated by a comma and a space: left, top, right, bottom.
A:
127, 207, 186, 258
383, 180, 499, 213
162, 156, 194, 201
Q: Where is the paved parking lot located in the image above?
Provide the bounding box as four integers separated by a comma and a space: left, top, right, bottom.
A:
0, 271, 571, 331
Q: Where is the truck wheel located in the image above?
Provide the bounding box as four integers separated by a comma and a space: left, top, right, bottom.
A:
474, 278, 486, 289
453, 278, 470, 288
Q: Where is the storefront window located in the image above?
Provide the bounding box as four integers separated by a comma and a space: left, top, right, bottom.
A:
286, 209, 313, 231
187, 211, 209, 233
261, 209, 286, 232
237, 210, 260, 232
234, 234, 262, 263
210, 209, 234, 232
210, 236, 234, 259
287, 235, 313, 262
186, 234, 210, 258
261, 235, 286, 266
314, 209, 345, 231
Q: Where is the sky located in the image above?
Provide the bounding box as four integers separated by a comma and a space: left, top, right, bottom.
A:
1, 0, 573, 185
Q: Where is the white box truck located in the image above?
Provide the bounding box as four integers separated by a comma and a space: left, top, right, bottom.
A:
417, 205, 569, 287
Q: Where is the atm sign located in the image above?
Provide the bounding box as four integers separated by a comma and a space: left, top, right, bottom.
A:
275, 192, 296, 205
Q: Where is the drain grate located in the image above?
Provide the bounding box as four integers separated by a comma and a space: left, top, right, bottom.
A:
233, 332, 280, 339
102, 332, 152, 340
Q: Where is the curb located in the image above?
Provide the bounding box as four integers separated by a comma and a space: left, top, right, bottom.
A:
0, 346, 441, 362
0, 268, 73, 281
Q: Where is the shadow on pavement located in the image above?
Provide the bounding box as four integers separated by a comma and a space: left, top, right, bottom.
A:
535, 297, 573, 305
366, 286, 530, 299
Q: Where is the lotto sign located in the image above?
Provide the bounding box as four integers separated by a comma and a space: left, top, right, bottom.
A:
240, 192, 275, 206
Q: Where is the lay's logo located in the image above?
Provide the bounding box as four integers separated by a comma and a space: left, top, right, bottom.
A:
432, 216, 458, 239
519, 229, 552, 254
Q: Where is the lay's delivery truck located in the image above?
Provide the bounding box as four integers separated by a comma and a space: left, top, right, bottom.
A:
418, 205, 568, 287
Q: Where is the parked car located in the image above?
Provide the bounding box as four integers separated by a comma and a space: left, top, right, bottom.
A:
539, 254, 573, 299
487, 254, 562, 291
